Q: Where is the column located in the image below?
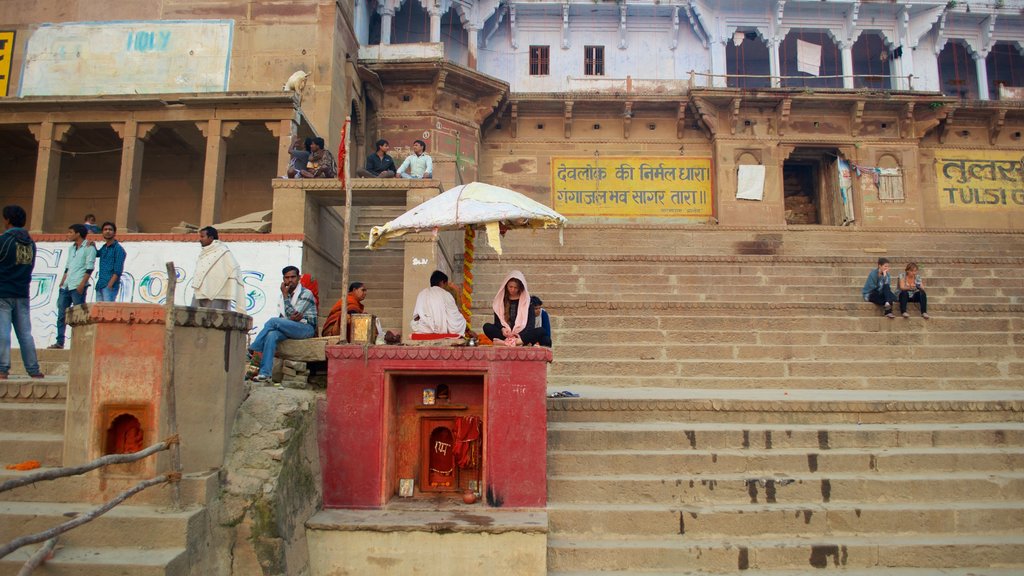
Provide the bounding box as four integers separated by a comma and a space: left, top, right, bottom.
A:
897, 45, 915, 90
840, 41, 855, 89
29, 122, 73, 233
429, 8, 442, 43
710, 39, 728, 88
197, 119, 238, 226
467, 24, 480, 69
380, 8, 394, 45
974, 52, 989, 100
265, 119, 297, 177
768, 38, 781, 88
114, 121, 156, 232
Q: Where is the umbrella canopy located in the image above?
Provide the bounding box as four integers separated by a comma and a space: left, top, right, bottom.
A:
367, 182, 567, 254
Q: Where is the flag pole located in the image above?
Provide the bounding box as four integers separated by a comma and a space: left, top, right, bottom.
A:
340, 117, 352, 341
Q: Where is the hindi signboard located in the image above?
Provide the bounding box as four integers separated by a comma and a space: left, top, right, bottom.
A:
935, 150, 1024, 210
0, 31, 14, 96
551, 157, 714, 218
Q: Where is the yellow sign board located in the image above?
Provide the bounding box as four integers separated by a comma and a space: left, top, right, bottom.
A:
552, 157, 714, 218
0, 31, 14, 97
935, 150, 1024, 210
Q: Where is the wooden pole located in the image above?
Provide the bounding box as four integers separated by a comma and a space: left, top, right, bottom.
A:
15, 537, 57, 576
340, 118, 352, 342
162, 262, 182, 510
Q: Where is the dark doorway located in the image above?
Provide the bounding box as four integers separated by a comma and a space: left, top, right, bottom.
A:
783, 147, 847, 225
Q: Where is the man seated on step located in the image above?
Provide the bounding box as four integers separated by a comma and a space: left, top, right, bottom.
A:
528, 295, 552, 347
410, 270, 467, 341
861, 257, 897, 319
248, 266, 318, 383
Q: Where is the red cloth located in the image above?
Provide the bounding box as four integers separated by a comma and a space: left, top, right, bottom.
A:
454, 415, 481, 469
300, 274, 319, 307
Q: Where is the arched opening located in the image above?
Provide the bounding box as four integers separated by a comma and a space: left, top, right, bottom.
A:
780, 31, 842, 89
393, 0, 430, 44
938, 41, 979, 99
441, 7, 469, 66
726, 30, 770, 89
852, 33, 892, 90
105, 413, 144, 455
987, 41, 1024, 100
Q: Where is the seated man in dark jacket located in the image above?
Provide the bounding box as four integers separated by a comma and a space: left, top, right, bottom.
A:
355, 139, 397, 178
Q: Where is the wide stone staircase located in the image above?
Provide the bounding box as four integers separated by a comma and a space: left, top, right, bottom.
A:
0, 349, 217, 576
322, 205, 407, 335
470, 225, 1024, 574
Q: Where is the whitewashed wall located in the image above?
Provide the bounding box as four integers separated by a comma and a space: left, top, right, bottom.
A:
19, 240, 304, 349
19, 20, 233, 96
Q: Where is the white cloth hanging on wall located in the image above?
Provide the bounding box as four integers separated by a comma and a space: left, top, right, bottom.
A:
736, 165, 766, 201
797, 39, 822, 76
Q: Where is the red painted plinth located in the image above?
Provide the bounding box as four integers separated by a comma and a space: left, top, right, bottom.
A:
321, 345, 552, 509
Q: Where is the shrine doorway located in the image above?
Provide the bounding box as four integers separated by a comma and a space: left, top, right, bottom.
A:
782, 147, 849, 226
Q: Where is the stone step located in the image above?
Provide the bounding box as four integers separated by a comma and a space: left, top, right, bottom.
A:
548, 501, 1024, 538
0, 403, 65, 435
0, 545, 188, 576
548, 565, 1024, 569
0, 501, 205, 549
550, 313, 1022, 332
0, 469, 218, 507
546, 359, 1010, 380
545, 375, 1019, 391
548, 421, 1024, 451
0, 378, 67, 402
546, 534, 1024, 572
551, 342, 1021, 361
548, 447, 1024, 476
548, 472, 1024, 505
0, 432, 64, 467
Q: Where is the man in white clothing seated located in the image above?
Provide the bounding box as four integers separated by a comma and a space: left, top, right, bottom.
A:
410, 270, 467, 340
396, 139, 433, 180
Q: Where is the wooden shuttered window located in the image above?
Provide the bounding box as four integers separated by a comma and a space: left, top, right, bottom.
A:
529, 45, 549, 76
584, 45, 604, 76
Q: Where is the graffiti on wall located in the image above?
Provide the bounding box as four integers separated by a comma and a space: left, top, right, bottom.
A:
20, 240, 302, 349
552, 157, 714, 218
935, 150, 1024, 210
19, 20, 232, 96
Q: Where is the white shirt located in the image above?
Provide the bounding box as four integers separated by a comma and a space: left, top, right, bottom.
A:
411, 286, 466, 335
397, 153, 433, 178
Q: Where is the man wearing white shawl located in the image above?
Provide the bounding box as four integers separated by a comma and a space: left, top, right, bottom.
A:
410, 270, 466, 338
191, 227, 243, 310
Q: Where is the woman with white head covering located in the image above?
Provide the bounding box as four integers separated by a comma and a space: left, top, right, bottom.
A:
482, 270, 548, 347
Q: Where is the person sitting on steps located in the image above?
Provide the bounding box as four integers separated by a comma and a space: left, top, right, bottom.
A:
862, 257, 897, 319
898, 262, 930, 320
355, 139, 397, 178
482, 271, 548, 347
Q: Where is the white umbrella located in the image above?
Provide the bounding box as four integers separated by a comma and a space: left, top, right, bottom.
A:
367, 182, 567, 254
366, 182, 568, 325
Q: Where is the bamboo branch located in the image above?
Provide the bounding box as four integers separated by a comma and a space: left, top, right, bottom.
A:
16, 537, 57, 576
0, 474, 173, 560
0, 436, 178, 494
163, 262, 182, 511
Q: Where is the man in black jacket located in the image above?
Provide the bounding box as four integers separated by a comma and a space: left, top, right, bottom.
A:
0, 205, 44, 379
355, 139, 397, 178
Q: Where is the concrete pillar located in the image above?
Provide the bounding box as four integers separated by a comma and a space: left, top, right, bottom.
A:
380, 9, 394, 45
710, 39, 728, 87
467, 25, 480, 69
114, 121, 155, 232
355, 0, 371, 45
768, 38, 781, 88
197, 119, 238, 226
974, 52, 989, 100
897, 41, 915, 90
28, 122, 73, 233
429, 8, 442, 43
840, 41, 855, 89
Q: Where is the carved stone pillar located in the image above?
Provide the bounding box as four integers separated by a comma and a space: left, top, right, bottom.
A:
380, 7, 394, 45
466, 25, 480, 70
29, 122, 74, 233
429, 7, 442, 43
196, 119, 239, 226
768, 38, 781, 88
840, 41, 855, 89
974, 52, 990, 100
113, 121, 157, 232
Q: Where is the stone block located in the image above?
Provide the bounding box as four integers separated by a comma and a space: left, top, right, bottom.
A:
275, 337, 339, 362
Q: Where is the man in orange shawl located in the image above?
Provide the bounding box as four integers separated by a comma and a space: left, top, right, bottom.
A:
321, 282, 367, 336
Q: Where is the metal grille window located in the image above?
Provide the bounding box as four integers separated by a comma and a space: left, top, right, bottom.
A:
584, 45, 604, 76
877, 168, 905, 203
529, 46, 549, 76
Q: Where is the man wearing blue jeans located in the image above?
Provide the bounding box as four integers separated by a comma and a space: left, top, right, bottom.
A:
49, 224, 96, 349
95, 221, 127, 302
0, 205, 44, 380
248, 266, 318, 383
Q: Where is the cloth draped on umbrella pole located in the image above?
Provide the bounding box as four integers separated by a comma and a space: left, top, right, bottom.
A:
366, 182, 568, 323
